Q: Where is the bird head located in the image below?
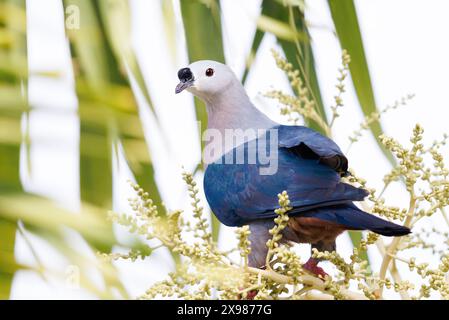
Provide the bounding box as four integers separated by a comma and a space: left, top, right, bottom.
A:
175, 60, 236, 100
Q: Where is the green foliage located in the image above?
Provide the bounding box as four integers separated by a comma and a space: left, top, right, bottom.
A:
328, 0, 394, 165
63, 0, 162, 219
0, 0, 26, 298
244, 0, 327, 134
180, 0, 226, 242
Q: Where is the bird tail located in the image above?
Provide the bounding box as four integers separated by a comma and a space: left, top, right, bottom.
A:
300, 203, 411, 237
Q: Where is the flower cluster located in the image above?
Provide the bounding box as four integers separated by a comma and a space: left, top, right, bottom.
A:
329, 49, 350, 128
266, 49, 330, 136
347, 94, 415, 150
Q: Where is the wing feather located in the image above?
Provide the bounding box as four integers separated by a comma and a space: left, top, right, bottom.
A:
278, 125, 348, 173
204, 126, 367, 227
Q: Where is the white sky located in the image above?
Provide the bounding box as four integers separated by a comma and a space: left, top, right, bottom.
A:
9, 0, 449, 299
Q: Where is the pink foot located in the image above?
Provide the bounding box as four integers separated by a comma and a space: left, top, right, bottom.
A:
302, 258, 328, 279
246, 290, 258, 300
238, 289, 258, 300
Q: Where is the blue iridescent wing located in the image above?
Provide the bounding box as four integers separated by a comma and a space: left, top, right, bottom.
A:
204, 125, 367, 227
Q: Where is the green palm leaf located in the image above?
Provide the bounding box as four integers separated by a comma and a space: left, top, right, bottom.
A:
63, 0, 115, 254
63, 0, 166, 291
63, 0, 163, 224
96, 0, 158, 119
0, 0, 27, 299
180, 0, 225, 242
328, 0, 395, 166
243, 0, 328, 134
327, 0, 389, 266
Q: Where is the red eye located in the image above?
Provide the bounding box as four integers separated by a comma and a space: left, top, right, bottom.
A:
205, 68, 214, 77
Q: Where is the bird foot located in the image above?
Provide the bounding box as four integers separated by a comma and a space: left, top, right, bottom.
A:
302, 258, 328, 279
246, 290, 258, 300
238, 289, 258, 300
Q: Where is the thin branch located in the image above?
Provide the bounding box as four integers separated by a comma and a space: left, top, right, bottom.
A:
247, 267, 368, 300
377, 194, 416, 297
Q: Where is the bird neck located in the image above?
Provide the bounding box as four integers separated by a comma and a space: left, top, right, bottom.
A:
201, 81, 277, 164
204, 80, 275, 134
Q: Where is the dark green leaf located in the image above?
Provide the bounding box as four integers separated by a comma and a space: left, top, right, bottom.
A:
180, 0, 225, 241
328, 0, 395, 166
244, 1, 328, 134
0, 0, 27, 299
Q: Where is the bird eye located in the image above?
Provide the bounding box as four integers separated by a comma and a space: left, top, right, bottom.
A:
205, 68, 214, 77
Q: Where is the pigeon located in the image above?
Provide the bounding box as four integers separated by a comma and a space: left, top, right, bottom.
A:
175, 60, 410, 278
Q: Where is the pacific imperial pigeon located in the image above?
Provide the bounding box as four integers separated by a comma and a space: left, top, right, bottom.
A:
175, 60, 410, 278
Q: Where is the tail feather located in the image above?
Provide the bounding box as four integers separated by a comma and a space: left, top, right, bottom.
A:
298, 203, 411, 237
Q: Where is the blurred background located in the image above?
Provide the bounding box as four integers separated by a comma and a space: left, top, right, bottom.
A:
1, 0, 448, 299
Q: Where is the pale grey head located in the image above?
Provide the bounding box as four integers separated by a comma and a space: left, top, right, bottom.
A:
175, 60, 276, 131
175, 60, 239, 101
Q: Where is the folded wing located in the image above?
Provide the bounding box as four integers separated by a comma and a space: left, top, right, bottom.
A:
204, 125, 367, 227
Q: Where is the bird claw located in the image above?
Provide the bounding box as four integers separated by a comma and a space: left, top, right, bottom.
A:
238, 289, 258, 300
246, 290, 258, 300
302, 258, 328, 280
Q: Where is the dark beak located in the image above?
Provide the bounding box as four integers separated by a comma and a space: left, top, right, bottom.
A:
176, 67, 194, 94
175, 79, 194, 94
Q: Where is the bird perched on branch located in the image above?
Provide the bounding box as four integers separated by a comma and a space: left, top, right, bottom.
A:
175, 60, 410, 279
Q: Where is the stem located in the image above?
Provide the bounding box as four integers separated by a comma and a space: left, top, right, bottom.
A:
377, 195, 416, 298
377, 182, 390, 200
247, 267, 368, 300
390, 260, 411, 300
17, 221, 48, 282
287, 7, 326, 123
312, 113, 332, 137
345, 141, 354, 155
387, 253, 410, 264
299, 291, 334, 300
294, 285, 313, 296
440, 208, 449, 228
238, 284, 261, 295
329, 113, 338, 130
